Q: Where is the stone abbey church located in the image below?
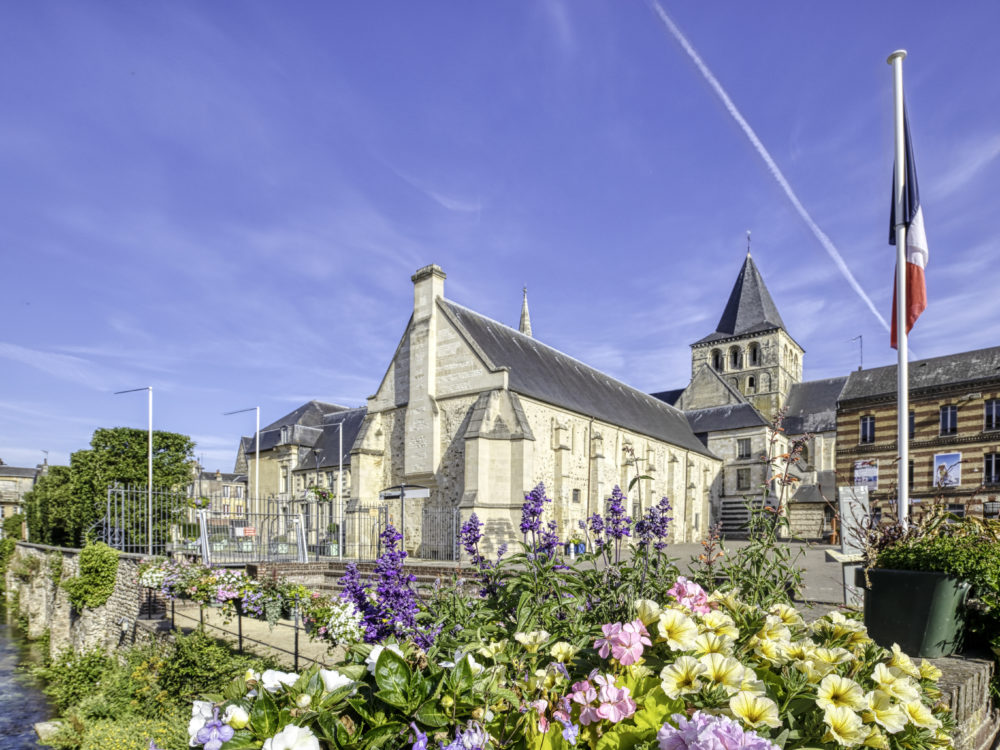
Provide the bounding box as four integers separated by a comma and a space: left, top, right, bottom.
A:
239, 255, 842, 555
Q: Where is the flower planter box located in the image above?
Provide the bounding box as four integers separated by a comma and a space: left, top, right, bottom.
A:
858, 568, 971, 658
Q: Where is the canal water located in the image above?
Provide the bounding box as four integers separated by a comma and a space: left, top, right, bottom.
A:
0, 609, 54, 748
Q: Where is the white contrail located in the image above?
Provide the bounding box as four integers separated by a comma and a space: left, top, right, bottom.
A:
649, 1, 890, 333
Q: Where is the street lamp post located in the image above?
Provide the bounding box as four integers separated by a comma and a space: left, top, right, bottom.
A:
224, 407, 260, 515
114, 386, 153, 556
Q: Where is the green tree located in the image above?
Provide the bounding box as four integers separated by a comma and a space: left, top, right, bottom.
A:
24, 465, 75, 545
24, 428, 195, 547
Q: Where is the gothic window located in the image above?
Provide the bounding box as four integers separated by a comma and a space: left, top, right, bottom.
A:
747, 375, 757, 393
748, 342, 760, 366
711, 349, 724, 371
729, 346, 742, 370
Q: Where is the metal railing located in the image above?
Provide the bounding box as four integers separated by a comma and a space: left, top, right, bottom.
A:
95, 484, 463, 563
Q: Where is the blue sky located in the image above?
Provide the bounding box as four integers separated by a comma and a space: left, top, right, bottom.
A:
3, 2, 999, 470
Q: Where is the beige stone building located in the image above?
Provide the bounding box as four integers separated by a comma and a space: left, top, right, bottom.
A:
0, 460, 43, 527
654, 253, 841, 539
349, 264, 721, 556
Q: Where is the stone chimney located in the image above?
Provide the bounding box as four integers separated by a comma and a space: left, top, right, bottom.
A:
405, 265, 445, 481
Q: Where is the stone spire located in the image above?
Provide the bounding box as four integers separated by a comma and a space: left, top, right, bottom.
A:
519, 286, 532, 337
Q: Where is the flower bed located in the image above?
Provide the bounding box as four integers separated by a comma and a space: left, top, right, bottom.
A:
146, 483, 955, 749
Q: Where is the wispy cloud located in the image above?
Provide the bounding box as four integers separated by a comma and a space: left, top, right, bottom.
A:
542, 0, 575, 56
389, 167, 483, 215
933, 132, 1000, 200
648, 1, 890, 334
0, 342, 111, 390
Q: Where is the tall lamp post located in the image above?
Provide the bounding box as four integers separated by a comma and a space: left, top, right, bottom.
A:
224, 407, 260, 514
114, 386, 153, 556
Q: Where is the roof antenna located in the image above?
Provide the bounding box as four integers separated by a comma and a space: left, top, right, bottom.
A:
850, 335, 863, 370
746, 229, 751, 256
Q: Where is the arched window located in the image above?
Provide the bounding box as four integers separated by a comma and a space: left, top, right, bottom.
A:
729, 346, 742, 370
747, 375, 757, 393
748, 342, 760, 366
711, 349, 723, 371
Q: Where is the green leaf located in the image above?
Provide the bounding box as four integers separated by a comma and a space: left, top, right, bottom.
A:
339, 663, 367, 681
630, 686, 676, 732
361, 722, 407, 750
219, 731, 261, 750
414, 699, 449, 728
249, 690, 279, 737
374, 648, 411, 696
375, 688, 409, 709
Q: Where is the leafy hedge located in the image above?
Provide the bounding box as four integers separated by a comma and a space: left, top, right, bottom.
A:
61, 542, 120, 611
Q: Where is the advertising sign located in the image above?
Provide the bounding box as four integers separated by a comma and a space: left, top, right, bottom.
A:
933, 453, 962, 487
853, 459, 878, 491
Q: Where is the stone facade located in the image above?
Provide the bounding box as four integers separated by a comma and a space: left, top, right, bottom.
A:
351, 265, 720, 555
4, 542, 147, 660
0, 461, 43, 525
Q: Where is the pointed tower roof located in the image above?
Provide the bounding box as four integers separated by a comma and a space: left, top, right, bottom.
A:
519, 286, 533, 337
695, 252, 786, 344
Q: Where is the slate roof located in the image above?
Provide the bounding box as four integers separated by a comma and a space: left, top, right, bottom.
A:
695, 254, 788, 345
650, 388, 685, 406
0, 466, 39, 478
839, 346, 1000, 403
262, 400, 347, 431
440, 300, 716, 458
684, 403, 768, 434
295, 407, 367, 470
198, 471, 247, 483
783, 377, 847, 435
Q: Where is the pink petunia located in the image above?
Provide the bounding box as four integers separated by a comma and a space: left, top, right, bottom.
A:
570, 680, 596, 706
667, 576, 712, 615
593, 622, 622, 659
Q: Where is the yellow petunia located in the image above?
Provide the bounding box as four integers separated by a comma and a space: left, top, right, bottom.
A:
816, 674, 866, 713
903, 700, 942, 730
889, 644, 921, 679
822, 705, 868, 747
634, 598, 661, 626
659, 655, 706, 699
729, 690, 781, 729
477, 639, 508, 659
657, 608, 699, 651
870, 664, 920, 703
768, 602, 805, 627
751, 637, 784, 666
549, 641, 578, 663
862, 690, 907, 734
863, 725, 890, 749
812, 646, 853, 666
918, 659, 942, 681
756, 615, 791, 643
699, 610, 739, 639
514, 630, 550, 653
692, 632, 734, 657
699, 652, 746, 695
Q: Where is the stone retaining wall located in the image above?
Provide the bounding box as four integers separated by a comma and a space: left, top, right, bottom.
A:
3, 542, 150, 659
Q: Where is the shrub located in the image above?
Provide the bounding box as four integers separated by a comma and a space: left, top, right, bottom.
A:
61, 542, 119, 611
80, 713, 187, 750
0, 536, 16, 592
158, 630, 278, 703
2, 512, 24, 540
38, 649, 113, 712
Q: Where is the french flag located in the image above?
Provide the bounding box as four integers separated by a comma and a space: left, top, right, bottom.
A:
889, 107, 928, 349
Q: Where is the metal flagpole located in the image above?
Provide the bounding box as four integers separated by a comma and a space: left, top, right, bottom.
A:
888, 49, 909, 530
338, 421, 343, 560
147, 387, 153, 556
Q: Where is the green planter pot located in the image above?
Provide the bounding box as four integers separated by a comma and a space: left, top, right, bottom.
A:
859, 568, 971, 658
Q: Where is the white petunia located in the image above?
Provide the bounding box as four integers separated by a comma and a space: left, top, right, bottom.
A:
262, 724, 321, 750
261, 670, 299, 692
319, 668, 353, 693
